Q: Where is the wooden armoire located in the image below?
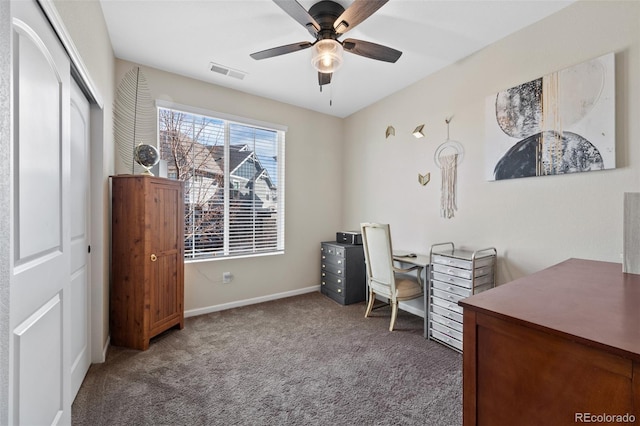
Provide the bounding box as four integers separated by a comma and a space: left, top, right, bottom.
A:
110, 175, 185, 350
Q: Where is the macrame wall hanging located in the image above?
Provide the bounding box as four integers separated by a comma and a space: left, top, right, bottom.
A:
434, 117, 464, 219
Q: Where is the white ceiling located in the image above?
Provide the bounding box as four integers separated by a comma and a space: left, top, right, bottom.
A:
99, 0, 574, 118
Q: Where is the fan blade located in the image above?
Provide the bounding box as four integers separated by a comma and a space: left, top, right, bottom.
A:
250, 41, 313, 60
318, 72, 332, 86
274, 0, 320, 37
333, 0, 388, 35
343, 38, 402, 63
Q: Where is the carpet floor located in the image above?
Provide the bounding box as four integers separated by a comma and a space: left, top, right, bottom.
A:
72, 292, 462, 425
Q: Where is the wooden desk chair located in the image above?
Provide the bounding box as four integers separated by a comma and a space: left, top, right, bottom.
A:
360, 223, 424, 331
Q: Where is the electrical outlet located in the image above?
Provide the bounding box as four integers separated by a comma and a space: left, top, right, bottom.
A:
222, 272, 232, 284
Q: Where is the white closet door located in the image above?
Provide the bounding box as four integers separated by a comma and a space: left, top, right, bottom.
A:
10, 0, 72, 424
69, 79, 91, 401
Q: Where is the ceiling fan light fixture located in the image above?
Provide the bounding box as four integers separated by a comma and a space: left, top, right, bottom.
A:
311, 39, 343, 74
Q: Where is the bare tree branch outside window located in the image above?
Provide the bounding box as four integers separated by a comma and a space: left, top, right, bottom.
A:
159, 108, 225, 257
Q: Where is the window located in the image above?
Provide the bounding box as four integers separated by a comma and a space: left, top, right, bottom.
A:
157, 102, 285, 261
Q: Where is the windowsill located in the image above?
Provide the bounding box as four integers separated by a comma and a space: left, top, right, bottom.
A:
184, 250, 284, 264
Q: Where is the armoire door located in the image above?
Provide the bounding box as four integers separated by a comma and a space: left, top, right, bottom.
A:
10, 0, 72, 424
149, 181, 184, 335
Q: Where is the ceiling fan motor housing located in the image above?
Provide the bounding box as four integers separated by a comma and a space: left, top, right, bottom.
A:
309, 0, 346, 41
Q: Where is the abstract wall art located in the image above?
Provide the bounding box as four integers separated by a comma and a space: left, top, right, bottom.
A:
485, 53, 615, 181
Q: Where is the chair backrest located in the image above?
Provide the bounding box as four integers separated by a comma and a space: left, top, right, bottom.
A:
360, 223, 396, 296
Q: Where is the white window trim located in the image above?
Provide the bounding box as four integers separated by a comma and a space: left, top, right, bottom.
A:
155, 100, 288, 132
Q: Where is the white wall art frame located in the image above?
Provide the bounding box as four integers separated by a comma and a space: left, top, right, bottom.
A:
485, 53, 615, 181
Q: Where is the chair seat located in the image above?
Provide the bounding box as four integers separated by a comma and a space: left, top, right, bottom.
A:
394, 274, 423, 300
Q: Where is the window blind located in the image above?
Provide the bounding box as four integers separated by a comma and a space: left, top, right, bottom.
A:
157, 103, 285, 261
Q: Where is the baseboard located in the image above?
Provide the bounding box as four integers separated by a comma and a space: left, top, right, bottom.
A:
184, 285, 321, 318
102, 335, 110, 362
91, 335, 110, 364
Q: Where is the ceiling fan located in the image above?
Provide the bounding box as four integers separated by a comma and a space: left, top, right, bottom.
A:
250, 0, 402, 89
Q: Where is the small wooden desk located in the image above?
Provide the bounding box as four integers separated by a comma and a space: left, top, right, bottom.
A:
459, 258, 640, 425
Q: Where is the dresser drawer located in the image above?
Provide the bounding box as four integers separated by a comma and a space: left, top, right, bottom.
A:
430, 329, 463, 351
321, 273, 346, 295
431, 312, 463, 333
432, 263, 492, 280
432, 296, 463, 315
321, 286, 346, 305
432, 304, 463, 323
321, 253, 346, 267
432, 288, 464, 304
432, 254, 494, 270
321, 244, 345, 258
432, 280, 472, 298
431, 320, 463, 341
321, 262, 345, 277
432, 271, 471, 288
432, 270, 494, 289
433, 271, 493, 288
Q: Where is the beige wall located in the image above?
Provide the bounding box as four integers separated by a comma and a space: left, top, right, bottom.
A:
115, 59, 344, 313
342, 1, 640, 284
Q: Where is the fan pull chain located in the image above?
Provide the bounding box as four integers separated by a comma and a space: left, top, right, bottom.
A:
330, 83, 333, 107
319, 82, 333, 106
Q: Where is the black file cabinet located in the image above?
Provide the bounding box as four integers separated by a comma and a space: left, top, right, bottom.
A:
320, 241, 366, 305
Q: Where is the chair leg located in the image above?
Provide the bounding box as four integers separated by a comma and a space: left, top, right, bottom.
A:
364, 289, 376, 318
389, 301, 398, 331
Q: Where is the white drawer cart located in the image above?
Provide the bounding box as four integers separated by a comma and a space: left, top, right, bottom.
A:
428, 242, 496, 352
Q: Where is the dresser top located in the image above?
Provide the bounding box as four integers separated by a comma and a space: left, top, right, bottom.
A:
432, 248, 495, 261
459, 258, 640, 360
321, 241, 362, 248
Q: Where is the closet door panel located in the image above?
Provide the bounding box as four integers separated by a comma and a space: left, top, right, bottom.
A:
11, 1, 71, 424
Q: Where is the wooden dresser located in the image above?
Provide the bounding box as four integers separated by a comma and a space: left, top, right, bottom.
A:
111, 175, 185, 350
459, 259, 640, 425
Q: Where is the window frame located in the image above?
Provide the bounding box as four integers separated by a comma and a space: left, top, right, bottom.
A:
156, 100, 287, 263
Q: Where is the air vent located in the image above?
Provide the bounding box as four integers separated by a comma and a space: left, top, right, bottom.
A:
210, 63, 229, 75
209, 62, 247, 80
227, 70, 246, 80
